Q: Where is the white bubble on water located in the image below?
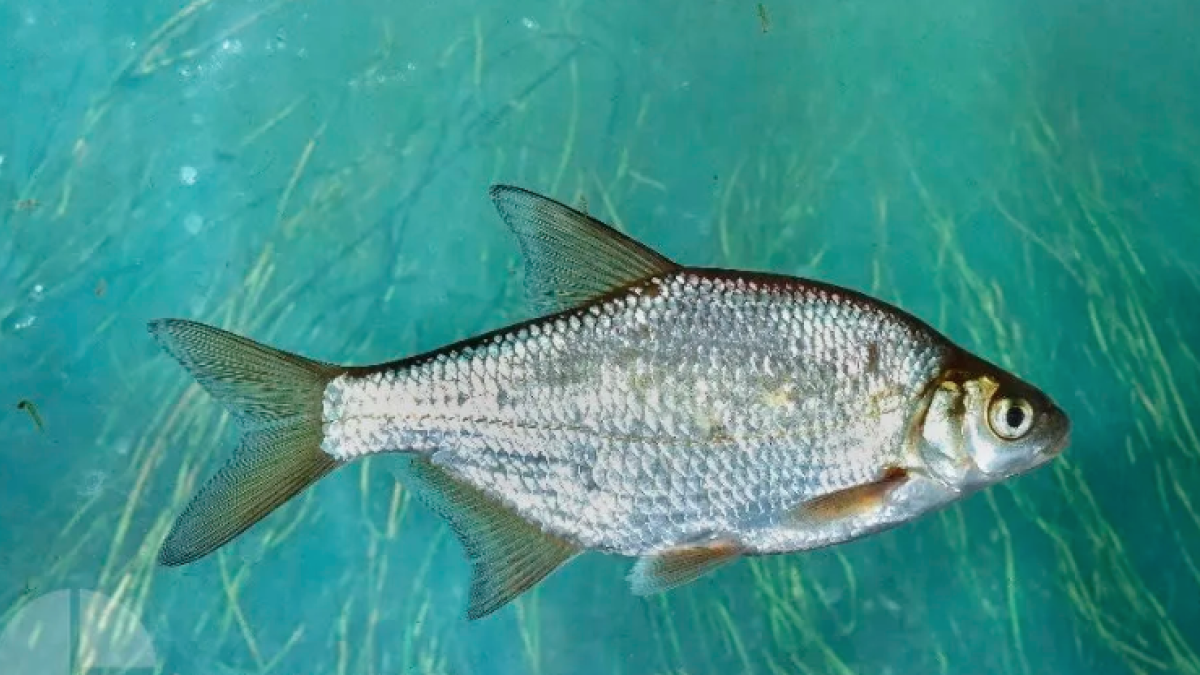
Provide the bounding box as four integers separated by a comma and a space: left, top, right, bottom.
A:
179, 165, 198, 185
113, 437, 133, 456
183, 212, 204, 235
878, 594, 902, 616
29, 283, 44, 301
521, 17, 540, 30
78, 470, 109, 498
221, 38, 243, 54
8, 313, 36, 332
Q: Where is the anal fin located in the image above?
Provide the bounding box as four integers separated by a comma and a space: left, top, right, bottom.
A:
393, 456, 580, 620
628, 537, 744, 596
790, 466, 910, 524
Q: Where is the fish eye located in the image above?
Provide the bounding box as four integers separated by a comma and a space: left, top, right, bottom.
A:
987, 396, 1035, 440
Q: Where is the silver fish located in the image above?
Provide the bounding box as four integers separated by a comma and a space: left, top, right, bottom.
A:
149, 185, 1071, 620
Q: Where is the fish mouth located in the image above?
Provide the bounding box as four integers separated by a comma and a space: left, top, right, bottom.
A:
1042, 421, 1072, 459
1046, 433, 1069, 457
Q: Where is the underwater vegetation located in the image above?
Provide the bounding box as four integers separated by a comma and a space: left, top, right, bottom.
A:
1, 1, 1198, 674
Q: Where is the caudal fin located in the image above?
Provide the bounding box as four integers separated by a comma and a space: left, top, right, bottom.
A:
148, 319, 346, 566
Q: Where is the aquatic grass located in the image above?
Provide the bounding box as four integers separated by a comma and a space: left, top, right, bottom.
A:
1, 3, 597, 673
5, 1, 1200, 674
702, 24, 1199, 672
893, 138, 1041, 675
963, 51, 1200, 675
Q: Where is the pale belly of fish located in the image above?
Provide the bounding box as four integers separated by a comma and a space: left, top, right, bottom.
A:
322, 271, 947, 556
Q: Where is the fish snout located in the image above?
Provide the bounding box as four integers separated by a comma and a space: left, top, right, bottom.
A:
1039, 407, 1072, 458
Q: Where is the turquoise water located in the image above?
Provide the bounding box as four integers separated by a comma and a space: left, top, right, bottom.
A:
2, 1, 1198, 673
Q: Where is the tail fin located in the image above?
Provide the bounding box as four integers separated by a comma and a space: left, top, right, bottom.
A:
147, 319, 347, 566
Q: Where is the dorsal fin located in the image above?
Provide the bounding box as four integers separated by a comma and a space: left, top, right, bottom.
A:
489, 185, 680, 315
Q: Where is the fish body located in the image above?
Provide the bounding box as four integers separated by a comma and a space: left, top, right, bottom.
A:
150, 185, 1070, 619
325, 270, 947, 557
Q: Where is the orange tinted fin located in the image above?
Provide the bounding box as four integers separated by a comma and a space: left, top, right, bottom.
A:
791, 467, 910, 523
392, 456, 581, 620
628, 537, 744, 596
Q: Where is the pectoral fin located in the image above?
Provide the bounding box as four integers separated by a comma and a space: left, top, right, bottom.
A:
393, 456, 581, 620
789, 466, 910, 524
628, 537, 744, 596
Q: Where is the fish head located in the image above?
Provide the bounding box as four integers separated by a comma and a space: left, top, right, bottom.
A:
916, 358, 1071, 493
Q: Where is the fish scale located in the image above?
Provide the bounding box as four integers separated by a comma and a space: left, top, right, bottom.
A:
320, 271, 947, 554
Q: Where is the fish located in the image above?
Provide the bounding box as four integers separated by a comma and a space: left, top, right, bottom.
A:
148, 184, 1071, 620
